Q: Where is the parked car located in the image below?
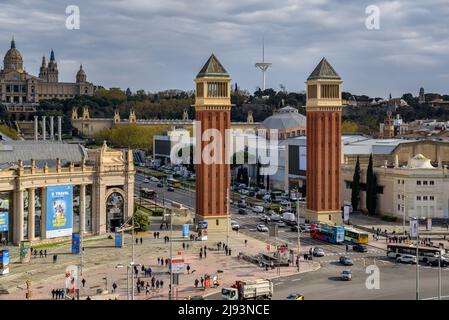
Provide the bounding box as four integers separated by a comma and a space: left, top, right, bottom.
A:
143, 178, 150, 184
248, 191, 256, 197
167, 187, 175, 192
280, 200, 291, 206
238, 208, 248, 215
262, 194, 271, 202
397, 254, 417, 264
312, 247, 325, 257
257, 224, 269, 232
340, 269, 352, 281
270, 214, 281, 222
428, 259, 449, 267
231, 221, 240, 231
259, 215, 270, 223
339, 256, 354, 266
252, 206, 264, 213
353, 244, 367, 253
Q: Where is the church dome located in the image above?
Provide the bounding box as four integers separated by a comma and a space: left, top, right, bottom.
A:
76, 64, 87, 83
3, 38, 24, 72
262, 106, 306, 130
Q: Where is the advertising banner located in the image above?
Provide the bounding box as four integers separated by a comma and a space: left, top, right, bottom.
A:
115, 231, 123, 248
409, 219, 418, 238
170, 257, 185, 274
182, 224, 189, 238
197, 221, 208, 240
20, 240, 31, 263
46, 186, 73, 239
71, 233, 80, 254
343, 206, 350, 223
0, 250, 10, 275
0, 212, 8, 232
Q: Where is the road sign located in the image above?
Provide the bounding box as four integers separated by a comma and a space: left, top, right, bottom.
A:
409, 219, 418, 238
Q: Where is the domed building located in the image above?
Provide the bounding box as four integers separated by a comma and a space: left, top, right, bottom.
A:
0, 37, 95, 104
261, 106, 306, 140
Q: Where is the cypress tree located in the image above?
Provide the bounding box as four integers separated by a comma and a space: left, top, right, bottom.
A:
366, 154, 377, 215
351, 156, 361, 212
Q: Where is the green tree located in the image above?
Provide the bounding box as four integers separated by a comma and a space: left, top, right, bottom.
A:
133, 209, 150, 232
351, 156, 361, 212
365, 154, 377, 215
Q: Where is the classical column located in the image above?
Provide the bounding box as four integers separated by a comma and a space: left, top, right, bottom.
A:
80, 184, 86, 234
34, 116, 38, 141
41, 187, 47, 240
27, 188, 35, 241
58, 116, 62, 141
13, 189, 24, 244
50, 116, 54, 140
42, 116, 47, 141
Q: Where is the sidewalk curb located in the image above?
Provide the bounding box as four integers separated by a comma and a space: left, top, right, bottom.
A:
200, 261, 321, 299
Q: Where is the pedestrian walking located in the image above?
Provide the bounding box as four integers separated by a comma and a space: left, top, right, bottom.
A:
82, 278, 86, 287
182, 243, 185, 250
199, 251, 202, 259
157, 257, 160, 264
51, 289, 55, 299
187, 243, 189, 250
135, 238, 138, 245
140, 237, 143, 245
200, 277, 204, 288
345, 244, 348, 252
244, 239, 248, 247
161, 258, 164, 266
194, 279, 199, 288
39, 250, 43, 258
53, 254, 57, 263
156, 280, 160, 289
154, 232, 156, 239
160, 223, 163, 230
141, 265, 145, 273
157, 232, 160, 239
228, 248, 232, 256
187, 265, 191, 274
44, 250, 47, 258
149, 267, 152, 277
165, 258, 169, 266
204, 250, 207, 258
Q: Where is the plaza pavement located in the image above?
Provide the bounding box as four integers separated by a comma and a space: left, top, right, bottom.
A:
0, 217, 319, 300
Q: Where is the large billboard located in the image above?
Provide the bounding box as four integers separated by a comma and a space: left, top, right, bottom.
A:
46, 186, 73, 239
0, 212, 8, 232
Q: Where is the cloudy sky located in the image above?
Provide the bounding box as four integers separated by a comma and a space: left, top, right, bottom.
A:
1, 0, 448, 97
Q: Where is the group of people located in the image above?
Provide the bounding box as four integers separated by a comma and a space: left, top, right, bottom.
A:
136, 276, 164, 295
51, 288, 66, 300
194, 277, 205, 288
32, 249, 47, 258
160, 223, 169, 230
182, 242, 190, 250
216, 242, 232, 256
157, 257, 170, 266
135, 237, 144, 245
153, 232, 161, 239
163, 236, 170, 244
199, 246, 208, 259
140, 264, 152, 277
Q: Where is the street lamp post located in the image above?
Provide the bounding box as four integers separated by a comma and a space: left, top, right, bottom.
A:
296, 199, 300, 260
168, 208, 173, 300
415, 217, 420, 301
131, 214, 135, 300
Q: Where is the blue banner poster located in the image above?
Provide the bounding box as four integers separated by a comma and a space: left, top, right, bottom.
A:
46, 186, 73, 238
0, 250, 10, 275
115, 232, 123, 248
0, 212, 8, 232
182, 224, 189, 238
72, 232, 80, 254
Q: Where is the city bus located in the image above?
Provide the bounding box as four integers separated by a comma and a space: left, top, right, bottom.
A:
167, 178, 182, 188
386, 244, 447, 264
344, 227, 369, 244
140, 188, 157, 200
310, 224, 345, 244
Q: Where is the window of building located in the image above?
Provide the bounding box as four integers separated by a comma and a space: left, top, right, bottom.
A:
417, 196, 421, 201
423, 181, 428, 185
216, 219, 219, 226
307, 85, 317, 99
398, 194, 401, 199
430, 181, 434, 185
398, 180, 401, 184
423, 196, 428, 201
398, 204, 401, 211
430, 196, 434, 201
417, 181, 421, 185
196, 82, 203, 97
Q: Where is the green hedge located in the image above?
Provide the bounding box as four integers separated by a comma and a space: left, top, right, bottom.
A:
381, 215, 398, 222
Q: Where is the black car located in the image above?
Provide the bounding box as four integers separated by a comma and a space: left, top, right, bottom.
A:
238, 208, 248, 215
353, 244, 367, 253
157, 182, 163, 188
167, 187, 175, 192
429, 259, 449, 267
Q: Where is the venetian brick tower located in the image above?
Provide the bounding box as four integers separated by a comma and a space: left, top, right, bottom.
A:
305, 58, 343, 224
194, 54, 231, 232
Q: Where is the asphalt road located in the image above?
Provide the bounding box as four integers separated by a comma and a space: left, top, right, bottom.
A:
135, 173, 449, 300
